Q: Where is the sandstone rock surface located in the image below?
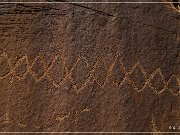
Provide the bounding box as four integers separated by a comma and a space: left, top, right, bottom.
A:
0, 0, 180, 133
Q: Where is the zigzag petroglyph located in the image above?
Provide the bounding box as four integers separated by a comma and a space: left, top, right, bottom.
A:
0, 52, 179, 95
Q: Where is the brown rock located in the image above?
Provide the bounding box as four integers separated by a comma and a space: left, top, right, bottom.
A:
0, 0, 179, 133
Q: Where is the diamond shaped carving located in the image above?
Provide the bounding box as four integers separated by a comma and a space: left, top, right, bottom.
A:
14, 56, 28, 79
111, 58, 126, 86
149, 69, 165, 94
93, 57, 112, 87
128, 62, 146, 91
71, 57, 90, 91
48, 55, 66, 85
31, 56, 45, 81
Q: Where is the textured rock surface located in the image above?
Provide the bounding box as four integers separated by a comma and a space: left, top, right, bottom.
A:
0, 0, 180, 133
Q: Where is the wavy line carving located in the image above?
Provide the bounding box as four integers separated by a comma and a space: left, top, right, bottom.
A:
0, 52, 179, 96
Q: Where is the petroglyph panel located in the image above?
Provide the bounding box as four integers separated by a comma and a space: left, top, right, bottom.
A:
0, 0, 179, 133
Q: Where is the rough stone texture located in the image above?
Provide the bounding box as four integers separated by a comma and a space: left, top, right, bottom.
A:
0, 0, 180, 133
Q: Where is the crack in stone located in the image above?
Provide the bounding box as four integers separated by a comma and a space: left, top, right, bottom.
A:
70, 3, 114, 17
47, 0, 114, 17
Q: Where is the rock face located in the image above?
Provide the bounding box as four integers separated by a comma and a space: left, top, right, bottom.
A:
0, 0, 180, 133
